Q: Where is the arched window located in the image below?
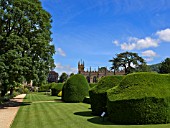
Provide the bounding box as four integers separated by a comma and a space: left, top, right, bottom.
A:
86, 76, 90, 83
93, 76, 97, 83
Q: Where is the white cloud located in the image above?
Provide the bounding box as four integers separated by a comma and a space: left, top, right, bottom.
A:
55, 63, 77, 75
113, 28, 170, 53
121, 37, 159, 50
56, 48, 66, 57
156, 28, 170, 42
142, 50, 157, 62
142, 50, 157, 57
145, 57, 154, 62
113, 40, 119, 46
121, 42, 136, 50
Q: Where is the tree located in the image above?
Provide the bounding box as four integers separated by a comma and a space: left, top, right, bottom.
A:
134, 63, 151, 72
70, 73, 74, 77
110, 52, 146, 74
58, 73, 68, 83
159, 58, 170, 74
0, 0, 55, 96
149, 63, 161, 73
109, 57, 120, 75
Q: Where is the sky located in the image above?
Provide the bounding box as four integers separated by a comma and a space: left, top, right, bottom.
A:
40, 0, 170, 75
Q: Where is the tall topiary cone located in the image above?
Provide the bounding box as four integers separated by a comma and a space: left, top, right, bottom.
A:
89, 75, 124, 116
62, 74, 89, 102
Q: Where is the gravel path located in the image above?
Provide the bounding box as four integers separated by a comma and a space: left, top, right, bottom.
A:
0, 94, 26, 128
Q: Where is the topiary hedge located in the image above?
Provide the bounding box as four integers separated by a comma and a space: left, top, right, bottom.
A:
89, 75, 124, 116
62, 74, 89, 102
107, 72, 170, 124
51, 83, 63, 96
89, 83, 97, 89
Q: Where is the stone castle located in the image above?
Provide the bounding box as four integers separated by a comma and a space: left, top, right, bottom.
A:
78, 60, 125, 83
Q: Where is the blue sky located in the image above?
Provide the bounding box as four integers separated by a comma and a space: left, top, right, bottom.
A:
41, 0, 170, 75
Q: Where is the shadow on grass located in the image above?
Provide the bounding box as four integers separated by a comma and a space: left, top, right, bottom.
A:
74, 111, 93, 117
54, 98, 63, 103
87, 116, 114, 125
74, 111, 115, 125
0, 101, 31, 109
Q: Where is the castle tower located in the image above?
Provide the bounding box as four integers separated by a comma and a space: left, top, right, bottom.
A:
78, 60, 84, 74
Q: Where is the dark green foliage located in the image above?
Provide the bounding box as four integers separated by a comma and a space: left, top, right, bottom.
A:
58, 73, 68, 83
38, 84, 51, 92
0, 0, 55, 96
107, 72, 170, 124
109, 52, 145, 74
107, 97, 170, 124
70, 73, 74, 77
159, 58, 170, 74
62, 74, 89, 102
134, 64, 151, 72
89, 83, 97, 89
83, 96, 91, 104
89, 76, 124, 116
149, 63, 161, 73
51, 83, 63, 96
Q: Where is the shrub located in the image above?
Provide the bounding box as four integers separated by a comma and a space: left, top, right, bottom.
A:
83, 96, 91, 104
89, 75, 124, 116
107, 72, 170, 124
15, 86, 30, 94
39, 84, 51, 92
58, 91, 62, 97
89, 83, 97, 89
51, 83, 63, 96
62, 74, 89, 102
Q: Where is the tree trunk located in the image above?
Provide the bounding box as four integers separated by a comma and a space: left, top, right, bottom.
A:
10, 87, 14, 96
1, 84, 7, 97
114, 67, 116, 75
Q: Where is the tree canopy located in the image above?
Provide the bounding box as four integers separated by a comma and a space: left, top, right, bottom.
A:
0, 0, 55, 96
159, 58, 170, 74
109, 52, 146, 74
58, 73, 68, 83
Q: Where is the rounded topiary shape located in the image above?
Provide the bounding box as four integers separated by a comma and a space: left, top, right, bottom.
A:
89, 75, 124, 116
107, 73, 170, 124
62, 74, 89, 102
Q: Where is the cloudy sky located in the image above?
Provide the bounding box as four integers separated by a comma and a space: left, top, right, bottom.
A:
41, 0, 170, 75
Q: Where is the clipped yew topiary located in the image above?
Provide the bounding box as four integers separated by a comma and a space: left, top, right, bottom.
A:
62, 74, 89, 102
107, 72, 170, 124
89, 83, 97, 89
89, 75, 124, 116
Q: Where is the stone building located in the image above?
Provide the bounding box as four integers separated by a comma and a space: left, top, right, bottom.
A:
48, 71, 58, 83
78, 60, 125, 83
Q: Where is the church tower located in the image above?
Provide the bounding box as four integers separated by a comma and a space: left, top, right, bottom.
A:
78, 60, 84, 74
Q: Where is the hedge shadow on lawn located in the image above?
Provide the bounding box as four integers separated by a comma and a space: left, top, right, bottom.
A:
54, 99, 63, 103
87, 116, 114, 125
0, 101, 31, 109
74, 111, 93, 117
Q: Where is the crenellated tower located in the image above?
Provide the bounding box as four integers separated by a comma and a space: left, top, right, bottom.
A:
78, 60, 84, 74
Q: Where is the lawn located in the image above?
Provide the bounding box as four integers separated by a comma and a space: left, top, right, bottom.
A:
11, 92, 170, 128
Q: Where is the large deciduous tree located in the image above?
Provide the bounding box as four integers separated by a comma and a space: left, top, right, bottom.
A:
0, 0, 55, 96
109, 52, 146, 74
159, 58, 170, 74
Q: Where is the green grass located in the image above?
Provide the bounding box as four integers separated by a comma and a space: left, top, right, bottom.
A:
11, 92, 170, 128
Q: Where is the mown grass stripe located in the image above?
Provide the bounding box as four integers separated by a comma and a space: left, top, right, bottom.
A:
11, 93, 170, 128
40, 102, 55, 127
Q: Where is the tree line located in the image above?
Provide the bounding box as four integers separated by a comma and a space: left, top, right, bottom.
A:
0, 0, 169, 98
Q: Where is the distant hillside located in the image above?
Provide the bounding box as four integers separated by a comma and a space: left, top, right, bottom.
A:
148, 63, 161, 73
